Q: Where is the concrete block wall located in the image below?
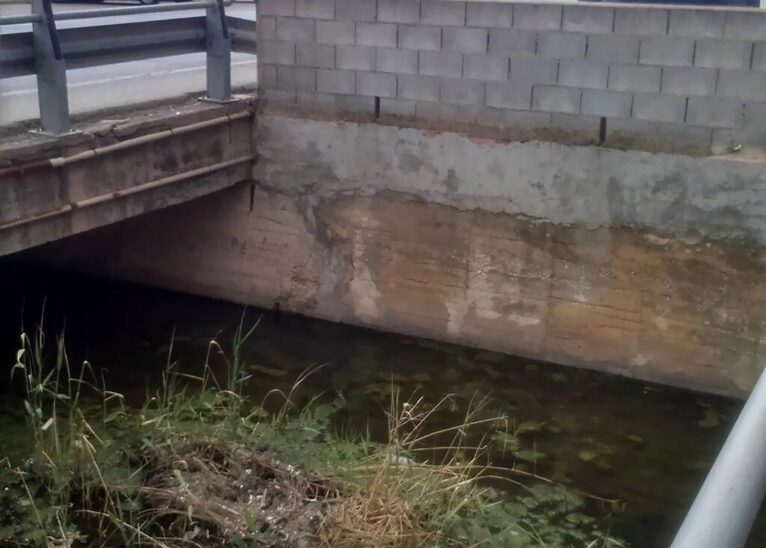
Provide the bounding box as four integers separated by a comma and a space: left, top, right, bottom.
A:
257, 0, 766, 154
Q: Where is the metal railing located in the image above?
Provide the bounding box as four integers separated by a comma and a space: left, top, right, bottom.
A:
670, 364, 766, 548
0, 0, 256, 135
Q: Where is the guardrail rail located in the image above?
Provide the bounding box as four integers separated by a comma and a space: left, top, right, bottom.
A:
0, 0, 256, 134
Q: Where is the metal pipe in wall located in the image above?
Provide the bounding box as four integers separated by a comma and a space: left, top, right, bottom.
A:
0, 111, 252, 178
0, 154, 253, 233
670, 365, 766, 548
50, 110, 251, 167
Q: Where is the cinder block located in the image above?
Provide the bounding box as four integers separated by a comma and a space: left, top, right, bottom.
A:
695, 39, 752, 69
716, 70, 766, 102
712, 127, 766, 154
416, 102, 481, 123
614, 8, 668, 36
605, 118, 658, 143
259, 40, 296, 65
262, 89, 296, 103
399, 25, 442, 51
513, 4, 562, 30
639, 36, 694, 67
441, 78, 485, 105
298, 93, 375, 113
551, 113, 601, 137
608, 64, 661, 93
296, 43, 335, 68
466, 3, 513, 28
378, 0, 421, 24
463, 54, 509, 82
510, 57, 557, 85
316, 21, 355, 45
656, 122, 712, 151
632, 93, 686, 123
744, 102, 766, 128
277, 66, 316, 91
558, 60, 608, 89
377, 48, 418, 74
421, 1, 466, 26
258, 63, 277, 88
259, 0, 294, 17
258, 17, 276, 40
356, 71, 398, 98
335, 95, 376, 112
587, 34, 639, 64
295, 0, 333, 20
562, 6, 614, 34
443, 27, 488, 54
686, 97, 743, 128
316, 69, 356, 94
356, 23, 397, 47
336, 45, 376, 71
471, 106, 516, 128
538, 32, 587, 60
297, 92, 336, 106
502, 109, 552, 128
581, 89, 632, 118
724, 12, 766, 41
380, 98, 417, 117
419, 51, 463, 78
661, 67, 717, 96
398, 74, 440, 101
335, 0, 376, 22
276, 18, 314, 42
668, 11, 724, 38
752, 43, 766, 71
488, 29, 536, 57
532, 85, 581, 114
485, 82, 533, 110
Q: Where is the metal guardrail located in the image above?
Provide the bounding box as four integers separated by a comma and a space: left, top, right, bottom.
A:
0, 0, 256, 135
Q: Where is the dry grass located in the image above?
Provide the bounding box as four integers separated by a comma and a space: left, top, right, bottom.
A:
320, 488, 427, 547
138, 437, 338, 546
318, 391, 505, 547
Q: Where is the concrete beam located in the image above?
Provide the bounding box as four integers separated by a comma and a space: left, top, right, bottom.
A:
0, 97, 256, 257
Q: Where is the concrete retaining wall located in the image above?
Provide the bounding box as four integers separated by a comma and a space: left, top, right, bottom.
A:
257, 0, 766, 154
34, 113, 766, 397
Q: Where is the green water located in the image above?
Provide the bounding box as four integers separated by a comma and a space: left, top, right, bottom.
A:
0, 264, 762, 547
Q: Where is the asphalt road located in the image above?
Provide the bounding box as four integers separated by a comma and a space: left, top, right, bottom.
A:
0, 2, 257, 127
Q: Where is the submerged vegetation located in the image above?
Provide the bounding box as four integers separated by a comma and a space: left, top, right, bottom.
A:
1, 315, 628, 547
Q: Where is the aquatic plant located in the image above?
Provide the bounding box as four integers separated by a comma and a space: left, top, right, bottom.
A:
7, 318, 132, 547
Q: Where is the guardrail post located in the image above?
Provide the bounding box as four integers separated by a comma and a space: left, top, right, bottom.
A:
31, 0, 70, 134
203, 0, 233, 103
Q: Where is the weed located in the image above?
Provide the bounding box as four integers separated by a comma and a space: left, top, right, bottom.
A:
2, 320, 627, 548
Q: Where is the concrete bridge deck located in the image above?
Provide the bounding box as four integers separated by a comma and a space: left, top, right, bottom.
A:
0, 96, 256, 256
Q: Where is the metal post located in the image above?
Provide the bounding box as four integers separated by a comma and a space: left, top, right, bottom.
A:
670, 365, 766, 548
203, 0, 232, 103
31, 0, 70, 134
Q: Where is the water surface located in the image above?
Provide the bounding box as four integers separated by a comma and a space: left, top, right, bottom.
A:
0, 263, 762, 548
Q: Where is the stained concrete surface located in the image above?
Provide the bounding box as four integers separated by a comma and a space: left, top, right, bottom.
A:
22, 113, 766, 396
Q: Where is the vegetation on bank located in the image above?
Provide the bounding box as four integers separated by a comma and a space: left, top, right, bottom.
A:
1, 318, 628, 548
